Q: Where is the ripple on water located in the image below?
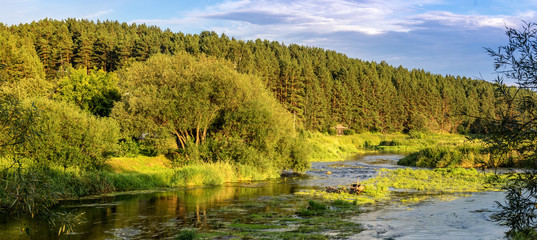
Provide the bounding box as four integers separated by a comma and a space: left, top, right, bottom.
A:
351, 191, 508, 240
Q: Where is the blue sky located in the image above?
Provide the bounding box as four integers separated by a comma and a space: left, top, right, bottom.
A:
2, 0, 537, 81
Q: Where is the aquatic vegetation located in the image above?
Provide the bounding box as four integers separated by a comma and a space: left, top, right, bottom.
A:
176, 229, 199, 240
187, 196, 364, 239
299, 167, 506, 207
365, 168, 504, 193
297, 200, 328, 216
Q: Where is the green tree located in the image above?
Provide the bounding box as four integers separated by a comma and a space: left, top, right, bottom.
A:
112, 53, 309, 171
54, 67, 120, 117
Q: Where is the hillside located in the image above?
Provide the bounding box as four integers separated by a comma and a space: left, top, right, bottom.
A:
0, 18, 498, 134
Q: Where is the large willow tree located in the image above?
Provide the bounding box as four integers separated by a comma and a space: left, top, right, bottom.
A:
112, 52, 309, 171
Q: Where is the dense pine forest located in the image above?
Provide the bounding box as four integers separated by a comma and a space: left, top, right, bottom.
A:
1, 18, 498, 134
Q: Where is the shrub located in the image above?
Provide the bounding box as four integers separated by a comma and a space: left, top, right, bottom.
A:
398, 145, 483, 168
21, 98, 120, 170
343, 129, 355, 135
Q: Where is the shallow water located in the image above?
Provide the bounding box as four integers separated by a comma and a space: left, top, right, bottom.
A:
353, 191, 508, 239
0, 153, 508, 239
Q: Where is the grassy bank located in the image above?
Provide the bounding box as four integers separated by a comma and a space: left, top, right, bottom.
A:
398, 144, 525, 169
306, 131, 473, 162
0, 155, 279, 208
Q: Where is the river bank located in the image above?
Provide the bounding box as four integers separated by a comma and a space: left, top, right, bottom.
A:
0, 154, 509, 239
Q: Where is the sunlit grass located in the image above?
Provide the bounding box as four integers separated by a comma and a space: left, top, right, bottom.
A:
1, 155, 281, 201
366, 167, 504, 192
299, 167, 506, 206
306, 131, 476, 162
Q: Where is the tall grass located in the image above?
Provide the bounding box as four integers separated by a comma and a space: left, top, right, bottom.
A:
306, 131, 471, 162
0, 156, 280, 202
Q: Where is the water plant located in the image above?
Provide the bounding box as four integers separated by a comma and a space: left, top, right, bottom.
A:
188, 196, 363, 239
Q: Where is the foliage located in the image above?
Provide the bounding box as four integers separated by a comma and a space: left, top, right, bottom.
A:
54, 67, 121, 117
0, 19, 503, 134
112, 53, 309, 171
0, 96, 40, 156
0, 25, 45, 83
306, 131, 470, 162
176, 229, 199, 240
492, 172, 537, 238
20, 98, 120, 170
297, 200, 328, 216
480, 22, 537, 168
398, 145, 487, 168
0, 166, 59, 217
479, 22, 537, 238
0, 95, 55, 218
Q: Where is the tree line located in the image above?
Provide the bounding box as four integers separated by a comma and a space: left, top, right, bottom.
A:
1, 18, 499, 134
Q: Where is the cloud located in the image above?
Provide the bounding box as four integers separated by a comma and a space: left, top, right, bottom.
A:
187, 0, 537, 39
409, 10, 537, 30
83, 9, 115, 19
199, 0, 426, 35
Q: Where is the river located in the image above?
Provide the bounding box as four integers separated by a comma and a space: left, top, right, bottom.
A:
0, 154, 508, 239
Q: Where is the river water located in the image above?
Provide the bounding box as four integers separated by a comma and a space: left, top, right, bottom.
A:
0, 154, 508, 239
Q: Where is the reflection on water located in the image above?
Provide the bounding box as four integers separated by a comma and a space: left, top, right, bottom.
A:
0, 180, 309, 240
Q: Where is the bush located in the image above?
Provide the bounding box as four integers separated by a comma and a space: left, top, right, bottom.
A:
398, 145, 481, 168
117, 138, 140, 157
21, 98, 120, 170
343, 129, 355, 135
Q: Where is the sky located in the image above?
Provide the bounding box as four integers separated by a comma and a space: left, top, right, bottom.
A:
1, 0, 537, 82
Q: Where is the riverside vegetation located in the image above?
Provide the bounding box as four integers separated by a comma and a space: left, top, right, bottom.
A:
0, 18, 533, 238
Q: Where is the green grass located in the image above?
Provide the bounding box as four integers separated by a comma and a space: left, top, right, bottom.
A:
365, 167, 504, 193
306, 131, 473, 162
299, 167, 506, 206
0, 155, 280, 202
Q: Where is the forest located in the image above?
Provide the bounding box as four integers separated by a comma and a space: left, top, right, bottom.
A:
0, 18, 499, 134
0, 19, 506, 219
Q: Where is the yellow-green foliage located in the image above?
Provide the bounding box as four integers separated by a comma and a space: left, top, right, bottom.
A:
20, 97, 120, 170
364, 168, 503, 193
113, 53, 309, 171
306, 131, 471, 162
398, 145, 489, 168
107, 156, 279, 189
1, 155, 281, 202
299, 167, 504, 206
297, 184, 388, 204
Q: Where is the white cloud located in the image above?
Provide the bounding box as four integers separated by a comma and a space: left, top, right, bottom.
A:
83, 9, 115, 19
163, 0, 537, 40
410, 10, 537, 29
